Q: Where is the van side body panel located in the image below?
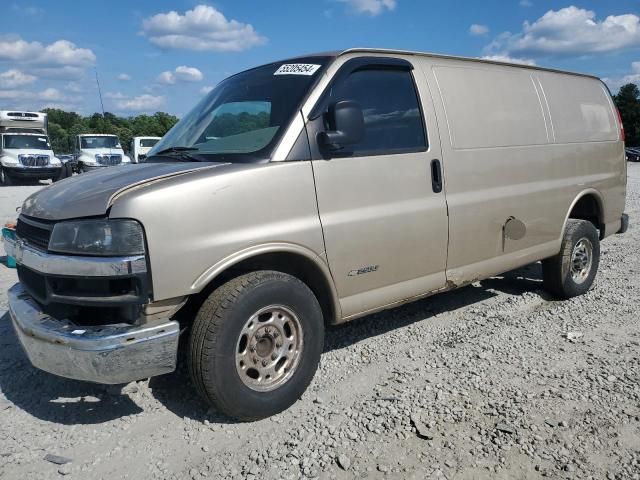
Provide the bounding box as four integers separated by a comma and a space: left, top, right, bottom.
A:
109, 161, 328, 302
420, 57, 624, 287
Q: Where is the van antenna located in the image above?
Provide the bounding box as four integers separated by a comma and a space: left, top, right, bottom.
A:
94, 68, 106, 118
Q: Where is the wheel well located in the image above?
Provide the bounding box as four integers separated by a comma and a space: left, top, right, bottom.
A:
177, 252, 337, 327
568, 194, 603, 236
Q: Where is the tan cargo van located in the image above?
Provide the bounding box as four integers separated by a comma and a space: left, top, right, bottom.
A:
5, 49, 628, 420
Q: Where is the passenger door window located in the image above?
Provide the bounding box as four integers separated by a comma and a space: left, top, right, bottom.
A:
328, 69, 427, 156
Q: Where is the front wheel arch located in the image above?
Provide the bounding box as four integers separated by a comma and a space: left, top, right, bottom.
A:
187, 245, 341, 326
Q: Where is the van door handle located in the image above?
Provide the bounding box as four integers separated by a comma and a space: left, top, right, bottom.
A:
431, 159, 443, 193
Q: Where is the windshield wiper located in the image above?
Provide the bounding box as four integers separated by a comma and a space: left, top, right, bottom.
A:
151, 146, 203, 162
155, 146, 199, 154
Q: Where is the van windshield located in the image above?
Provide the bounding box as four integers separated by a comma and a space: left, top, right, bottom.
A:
81, 136, 121, 149
3, 134, 50, 150
146, 57, 330, 163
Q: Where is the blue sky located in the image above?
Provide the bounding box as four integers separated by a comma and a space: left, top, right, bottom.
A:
1, 0, 639, 117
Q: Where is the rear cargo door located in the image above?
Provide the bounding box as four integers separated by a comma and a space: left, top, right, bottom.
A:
306, 56, 449, 318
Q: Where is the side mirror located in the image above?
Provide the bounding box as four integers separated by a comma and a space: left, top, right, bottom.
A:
318, 100, 365, 150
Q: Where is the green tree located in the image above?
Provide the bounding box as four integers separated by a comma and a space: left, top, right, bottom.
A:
38, 109, 179, 154
614, 83, 640, 147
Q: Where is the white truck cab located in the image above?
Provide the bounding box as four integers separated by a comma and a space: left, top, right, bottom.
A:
130, 136, 161, 163
73, 134, 131, 172
0, 111, 62, 186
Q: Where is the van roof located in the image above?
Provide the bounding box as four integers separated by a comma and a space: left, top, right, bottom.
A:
281, 48, 600, 81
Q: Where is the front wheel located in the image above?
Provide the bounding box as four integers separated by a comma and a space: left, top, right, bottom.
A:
189, 271, 325, 421
542, 219, 600, 299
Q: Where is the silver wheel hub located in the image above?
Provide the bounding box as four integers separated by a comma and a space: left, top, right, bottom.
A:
570, 238, 593, 285
235, 305, 303, 392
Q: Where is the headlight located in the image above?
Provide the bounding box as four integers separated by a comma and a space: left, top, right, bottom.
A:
1, 156, 19, 165
49, 219, 146, 256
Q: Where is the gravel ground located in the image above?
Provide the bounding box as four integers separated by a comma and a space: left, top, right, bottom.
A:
0, 167, 639, 480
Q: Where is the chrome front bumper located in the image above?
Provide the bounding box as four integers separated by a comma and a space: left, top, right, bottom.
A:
8, 283, 179, 384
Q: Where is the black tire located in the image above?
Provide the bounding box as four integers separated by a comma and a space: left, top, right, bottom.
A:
542, 219, 600, 299
189, 270, 324, 421
58, 163, 72, 180
0, 167, 13, 186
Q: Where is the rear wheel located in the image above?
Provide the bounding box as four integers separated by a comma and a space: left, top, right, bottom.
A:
189, 270, 324, 421
542, 219, 600, 299
0, 167, 13, 186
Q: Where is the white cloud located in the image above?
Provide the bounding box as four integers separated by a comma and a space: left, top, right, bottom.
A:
519, 0, 532, 7
0, 90, 25, 99
115, 94, 165, 112
339, 0, 396, 16
33, 66, 85, 80
44, 40, 95, 65
0, 36, 95, 66
200, 85, 214, 95
0, 69, 36, 88
11, 4, 44, 16
487, 6, 640, 58
0, 87, 81, 110
0, 36, 95, 80
105, 91, 128, 100
39, 87, 64, 101
0, 88, 65, 101
603, 62, 640, 93
157, 71, 174, 85
470, 24, 489, 36
64, 81, 83, 93
157, 65, 204, 84
481, 55, 537, 66
117, 73, 131, 81
141, 5, 266, 52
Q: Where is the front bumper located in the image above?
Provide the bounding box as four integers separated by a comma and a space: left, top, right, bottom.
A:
3, 165, 61, 179
8, 283, 179, 384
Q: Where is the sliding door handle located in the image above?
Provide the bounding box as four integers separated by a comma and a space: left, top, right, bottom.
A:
431, 159, 443, 193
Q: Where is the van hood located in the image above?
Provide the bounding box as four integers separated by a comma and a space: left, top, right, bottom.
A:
21, 162, 231, 221
80, 148, 125, 160
80, 147, 125, 155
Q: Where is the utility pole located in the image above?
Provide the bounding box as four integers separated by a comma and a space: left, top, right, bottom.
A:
95, 68, 106, 119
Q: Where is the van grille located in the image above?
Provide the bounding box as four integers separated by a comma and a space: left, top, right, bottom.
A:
16, 216, 55, 251
19, 154, 49, 167
95, 154, 122, 166
17, 265, 47, 304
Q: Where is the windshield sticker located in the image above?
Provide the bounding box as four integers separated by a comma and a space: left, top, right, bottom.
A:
274, 64, 321, 76
37, 137, 47, 142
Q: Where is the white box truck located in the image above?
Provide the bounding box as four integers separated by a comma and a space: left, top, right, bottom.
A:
0, 111, 62, 186
73, 134, 131, 172
130, 136, 161, 163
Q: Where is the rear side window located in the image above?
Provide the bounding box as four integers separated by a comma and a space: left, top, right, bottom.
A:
329, 69, 427, 155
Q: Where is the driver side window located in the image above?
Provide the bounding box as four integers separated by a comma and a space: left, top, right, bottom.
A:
330, 68, 427, 156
